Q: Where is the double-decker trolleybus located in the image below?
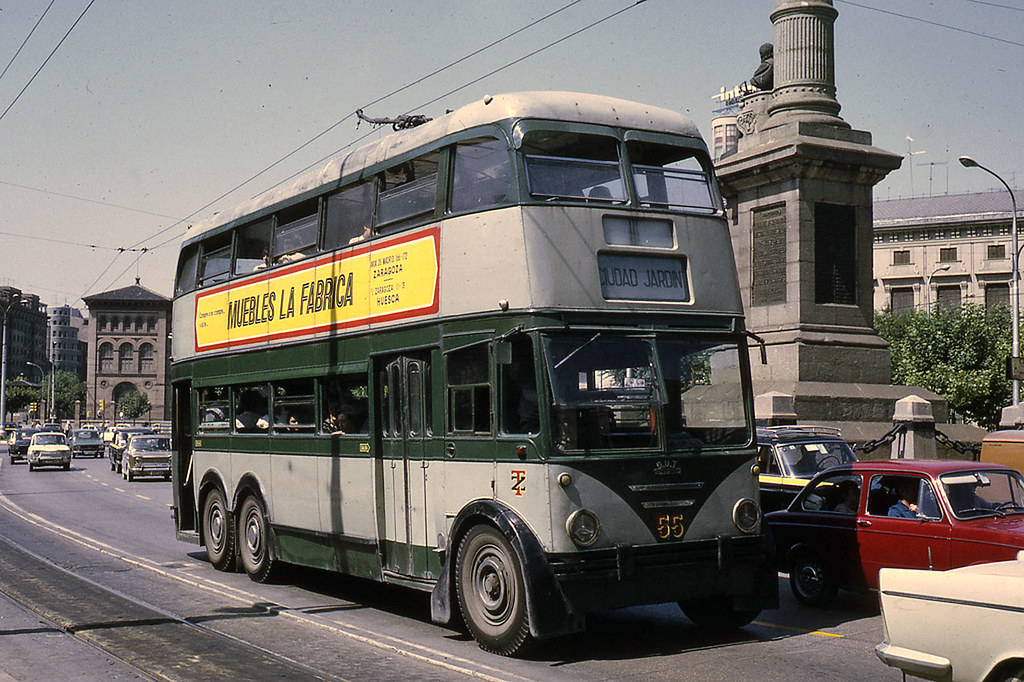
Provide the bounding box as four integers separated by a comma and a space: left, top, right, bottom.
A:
170, 91, 777, 655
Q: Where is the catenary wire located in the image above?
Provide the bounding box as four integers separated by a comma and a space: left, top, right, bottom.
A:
0, 0, 96, 124
0, 0, 57, 85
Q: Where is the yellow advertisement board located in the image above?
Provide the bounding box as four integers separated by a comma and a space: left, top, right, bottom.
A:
194, 227, 439, 353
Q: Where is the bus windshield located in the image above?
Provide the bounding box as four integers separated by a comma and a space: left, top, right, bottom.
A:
544, 332, 749, 452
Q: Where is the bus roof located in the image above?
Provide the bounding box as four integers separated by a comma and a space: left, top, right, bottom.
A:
183, 91, 703, 243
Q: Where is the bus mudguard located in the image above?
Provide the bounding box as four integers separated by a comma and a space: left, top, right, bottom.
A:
430, 499, 585, 640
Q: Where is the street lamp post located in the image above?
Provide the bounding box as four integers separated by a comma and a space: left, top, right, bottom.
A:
925, 264, 951, 316
960, 155, 1019, 404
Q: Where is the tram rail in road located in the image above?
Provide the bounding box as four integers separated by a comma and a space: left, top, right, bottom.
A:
0, 531, 340, 681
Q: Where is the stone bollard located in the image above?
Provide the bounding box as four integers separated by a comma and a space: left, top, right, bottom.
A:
755, 391, 797, 426
998, 403, 1024, 430
891, 395, 936, 460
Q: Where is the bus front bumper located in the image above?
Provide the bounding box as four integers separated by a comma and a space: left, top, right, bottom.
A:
548, 534, 778, 613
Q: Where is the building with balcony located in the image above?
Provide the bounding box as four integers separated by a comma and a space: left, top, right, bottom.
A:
83, 281, 171, 421
873, 190, 1024, 313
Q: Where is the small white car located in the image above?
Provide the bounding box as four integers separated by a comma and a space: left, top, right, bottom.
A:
876, 551, 1024, 681
27, 432, 72, 471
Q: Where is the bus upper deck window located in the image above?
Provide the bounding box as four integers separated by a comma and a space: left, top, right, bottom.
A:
626, 141, 715, 211
522, 131, 625, 202
175, 244, 199, 295
324, 181, 375, 249
234, 218, 273, 274
451, 138, 513, 213
273, 200, 319, 265
376, 152, 439, 232
198, 234, 232, 287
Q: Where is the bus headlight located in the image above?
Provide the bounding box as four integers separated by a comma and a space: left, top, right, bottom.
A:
733, 498, 761, 534
566, 509, 601, 547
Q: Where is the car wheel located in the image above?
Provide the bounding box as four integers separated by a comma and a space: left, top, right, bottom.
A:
109, 458, 115, 472
238, 495, 278, 583
997, 663, 1024, 682
63, 463, 70, 471
455, 524, 532, 656
202, 488, 236, 572
679, 598, 760, 630
126, 468, 133, 482
789, 549, 838, 607
28, 462, 34, 471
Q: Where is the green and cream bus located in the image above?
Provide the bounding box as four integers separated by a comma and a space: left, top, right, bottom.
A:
170, 91, 777, 655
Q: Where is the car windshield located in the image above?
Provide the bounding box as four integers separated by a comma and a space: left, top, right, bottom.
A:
777, 441, 858, 478
940, 470, 1024, 519
33, 434, 65, 445
132, 437, 170, 451
74, 430, 98, 439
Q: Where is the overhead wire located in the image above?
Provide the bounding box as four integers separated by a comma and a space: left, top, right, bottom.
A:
86, 0, 646, 299
0, 0, 57, 85
0, 0, 96, 124
835, 0, 1024, 48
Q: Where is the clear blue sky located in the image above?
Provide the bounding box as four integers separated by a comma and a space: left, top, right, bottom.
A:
0, 0, 1021, 305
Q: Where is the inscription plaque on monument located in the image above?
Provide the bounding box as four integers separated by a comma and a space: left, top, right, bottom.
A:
752, 204, 787, 305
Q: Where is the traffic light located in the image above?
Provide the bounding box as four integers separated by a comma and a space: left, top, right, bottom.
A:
29, 402, 38, 415
99, 399, 105, 414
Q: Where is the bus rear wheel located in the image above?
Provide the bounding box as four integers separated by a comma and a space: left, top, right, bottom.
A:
202, 488, 235, 571
679, 597, 759, 630
455, 525, 531, 656
238, 495, 277, 583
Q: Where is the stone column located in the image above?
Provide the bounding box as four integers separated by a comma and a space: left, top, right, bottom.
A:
766, 0, 847, 129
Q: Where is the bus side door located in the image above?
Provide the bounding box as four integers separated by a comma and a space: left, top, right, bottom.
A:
380, 355, 431, 577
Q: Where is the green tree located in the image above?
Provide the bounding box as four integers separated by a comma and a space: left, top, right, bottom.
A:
3, 381, 39, 421
875, 303, 1011, 428
42, 370, 87, 421
117, 390, 152, 421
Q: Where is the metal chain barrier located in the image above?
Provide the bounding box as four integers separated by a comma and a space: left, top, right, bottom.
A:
935, 428, 982, 459
853, 422, 906, 455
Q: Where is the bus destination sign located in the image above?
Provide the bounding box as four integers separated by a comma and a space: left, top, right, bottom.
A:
598, 253, 690, 302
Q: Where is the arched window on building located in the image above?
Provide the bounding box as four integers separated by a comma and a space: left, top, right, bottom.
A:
139, 343, 154, 373
119, 343, 134, 374
99, 343, 114, 372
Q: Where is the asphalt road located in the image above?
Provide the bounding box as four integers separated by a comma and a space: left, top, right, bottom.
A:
0, 444, 903, 681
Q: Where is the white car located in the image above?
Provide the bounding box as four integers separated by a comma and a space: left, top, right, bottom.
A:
876, 551, 1024, 681
27, 432, 72, 471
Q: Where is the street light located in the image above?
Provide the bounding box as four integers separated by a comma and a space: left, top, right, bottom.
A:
959, 155, 1019, 404
925, 264, 951, 315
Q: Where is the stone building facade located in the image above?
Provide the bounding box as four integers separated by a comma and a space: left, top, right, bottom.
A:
83, 283, 171, 421
873, 190, 1023, 313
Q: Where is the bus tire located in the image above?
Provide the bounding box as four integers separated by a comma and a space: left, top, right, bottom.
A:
455, 524, 532, 656
238, 495, 277, 583
202, 488, 235, 572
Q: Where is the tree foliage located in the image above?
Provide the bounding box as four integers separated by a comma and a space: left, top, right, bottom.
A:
43, 370, 87, 421
117, 390, 152, 420
875, 304, 1011, 428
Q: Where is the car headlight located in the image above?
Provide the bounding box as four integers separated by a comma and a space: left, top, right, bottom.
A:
565, 508, 601, 548
733, 498, 761, 534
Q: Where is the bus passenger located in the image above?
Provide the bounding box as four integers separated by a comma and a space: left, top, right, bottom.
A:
235, 390, 269, 432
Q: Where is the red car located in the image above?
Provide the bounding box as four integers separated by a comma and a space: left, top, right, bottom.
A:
765, 460, 1024, 607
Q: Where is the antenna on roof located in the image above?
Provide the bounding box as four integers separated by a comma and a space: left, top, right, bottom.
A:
355, 108, 432, 131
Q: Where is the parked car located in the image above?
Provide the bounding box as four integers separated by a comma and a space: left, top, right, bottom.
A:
7, 427, 39, 463
981, 429, 1024, 476
120, 434, 172, 481
765, 460, 1024, 607
69, 428, 104, 458
875, 551, 1024, 681
27, 432, 72, 471
756, 425, 858, 512
108, 427, 155, 473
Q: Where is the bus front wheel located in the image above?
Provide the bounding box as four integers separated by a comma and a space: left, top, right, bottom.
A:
238, 495, 277, 583
202, 488, 235, 572
455, 525, 532, 656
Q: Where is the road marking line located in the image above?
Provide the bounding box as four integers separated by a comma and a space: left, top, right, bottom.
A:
751, 620, 844, 638
136, 495, 151, 501
0, 490, 523, 682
